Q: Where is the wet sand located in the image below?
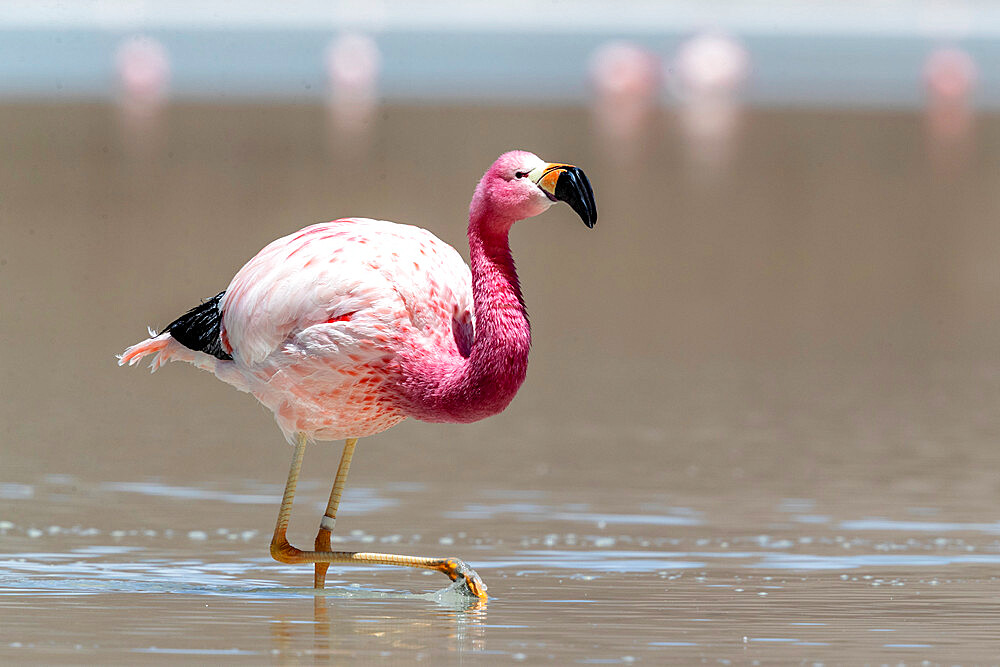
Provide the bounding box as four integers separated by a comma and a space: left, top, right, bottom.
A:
3, 103, 1000, 661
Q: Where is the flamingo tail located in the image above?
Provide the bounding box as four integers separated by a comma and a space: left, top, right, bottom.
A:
118, 327, 250, 394
119, 292, 233, 373
117, 330, 186, 372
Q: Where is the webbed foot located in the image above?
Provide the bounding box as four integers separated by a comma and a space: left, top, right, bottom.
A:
437, 557, 488, 601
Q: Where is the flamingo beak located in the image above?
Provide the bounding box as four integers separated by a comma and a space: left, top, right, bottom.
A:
529, 163, 598, 228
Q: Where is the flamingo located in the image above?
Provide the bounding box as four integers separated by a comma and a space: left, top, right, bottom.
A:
670, 31, 749, 173
115, 35, 171, 117
588, 41, 661, 159
324, 32, 381, 137
119, 151, 597, 601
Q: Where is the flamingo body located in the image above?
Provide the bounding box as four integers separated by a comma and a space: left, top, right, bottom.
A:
122, 218, 474, 441
121, 151, 596, 444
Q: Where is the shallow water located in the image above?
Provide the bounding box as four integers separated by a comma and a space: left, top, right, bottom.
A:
4, 104, 1000, 661
6, 468, 1000, 662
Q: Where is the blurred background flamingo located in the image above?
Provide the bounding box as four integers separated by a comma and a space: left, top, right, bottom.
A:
669, 30, 750, 177
588, 41, 660, 162
114, 35, 170, 154
324, 32, 382, 150
924, 45, 978, 172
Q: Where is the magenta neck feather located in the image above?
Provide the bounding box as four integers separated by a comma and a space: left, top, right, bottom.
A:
393, 199, 531, 423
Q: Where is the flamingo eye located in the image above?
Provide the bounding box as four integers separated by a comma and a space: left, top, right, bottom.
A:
514, 171, 528, 179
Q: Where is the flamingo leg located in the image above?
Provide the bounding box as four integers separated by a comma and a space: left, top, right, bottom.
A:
313, 437, 357, 588
269, 432, 488, 601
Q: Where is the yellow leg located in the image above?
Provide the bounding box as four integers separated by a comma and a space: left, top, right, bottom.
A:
313, 438, 357, 588
269, 433, 488, 601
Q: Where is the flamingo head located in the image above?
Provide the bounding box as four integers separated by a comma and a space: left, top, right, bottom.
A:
472, 150, 597, 231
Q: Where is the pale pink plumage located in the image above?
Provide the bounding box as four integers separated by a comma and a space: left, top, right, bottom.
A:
120, 151, 586, 444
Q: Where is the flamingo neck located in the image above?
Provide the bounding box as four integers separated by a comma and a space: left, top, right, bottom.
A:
394, 201, 531, 423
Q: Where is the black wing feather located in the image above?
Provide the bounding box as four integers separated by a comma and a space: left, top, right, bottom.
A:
165, 291, 233, 361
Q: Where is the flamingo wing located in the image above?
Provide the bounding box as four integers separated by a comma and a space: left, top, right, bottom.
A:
220, 218, 474, 369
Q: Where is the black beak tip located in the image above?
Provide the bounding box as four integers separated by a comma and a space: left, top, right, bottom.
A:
554, 167, 598, 230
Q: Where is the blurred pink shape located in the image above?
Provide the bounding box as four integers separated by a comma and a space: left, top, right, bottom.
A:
116, 36, 170, 117
590, 41, 660, 102
924, 46, 977, 171
325, 33, 381, 139
925, 46, 976, 107
115, 36, 170, 156
673, 31, 749, 101
588, 41, 661, 159
670, 31, 750, 175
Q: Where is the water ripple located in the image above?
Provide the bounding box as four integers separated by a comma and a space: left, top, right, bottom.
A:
841, 519, 1000, 535
99, 481, 395, 513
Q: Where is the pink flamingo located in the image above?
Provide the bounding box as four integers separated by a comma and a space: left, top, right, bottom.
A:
325, 32, 381, 136
922, 47, 978, 174
115, 36, 171, 119
119, 151, 597, 601
588, 41, 661, 156
924, 47, 977, 133
669, 31, 749, 173
114, 35, 170, 153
